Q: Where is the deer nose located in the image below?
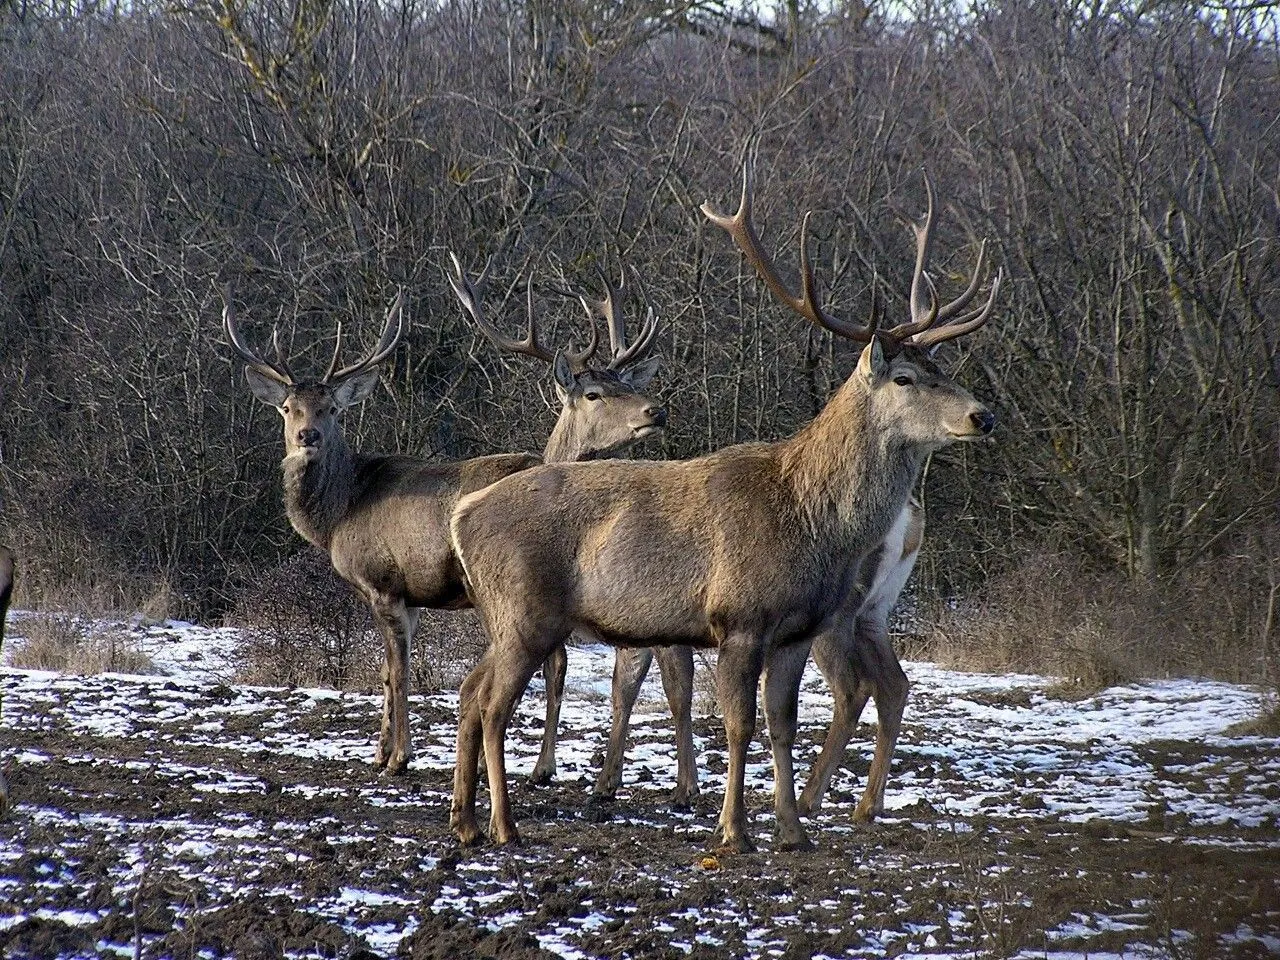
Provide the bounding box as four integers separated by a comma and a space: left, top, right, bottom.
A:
970, 409, 996, 435
296, 428, 322, 447
647, 406, 668, 427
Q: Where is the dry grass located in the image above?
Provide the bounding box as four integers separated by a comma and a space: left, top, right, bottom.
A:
8, 614, 155, 676
917, 547, 1276, 695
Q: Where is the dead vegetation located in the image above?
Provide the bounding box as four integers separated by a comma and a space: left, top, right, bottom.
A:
7, 615, 155, 676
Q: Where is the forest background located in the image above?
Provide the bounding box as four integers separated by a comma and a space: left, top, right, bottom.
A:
0, 0, 1276, 688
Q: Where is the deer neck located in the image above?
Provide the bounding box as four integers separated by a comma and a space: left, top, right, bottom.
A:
543, 417, 619, 464
281, 436, 356, 551
779, 376, 923, 548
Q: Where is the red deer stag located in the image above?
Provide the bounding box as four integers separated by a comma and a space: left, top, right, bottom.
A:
227, 270, 666, 775
447, 170, 1001, 852
447, 259, 695, 807
0, 545, 13, 815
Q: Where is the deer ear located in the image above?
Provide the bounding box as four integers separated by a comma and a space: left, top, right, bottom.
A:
857, 336, 888, 383
244, 367, 289, 409
552, 351, 577, 403
332, 368, 381, 409
619, 355, 660, 390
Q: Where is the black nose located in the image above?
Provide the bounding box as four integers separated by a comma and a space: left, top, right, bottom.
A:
297, 428, 322, 447
971, 410, 996, 435
647, 406, 668, 427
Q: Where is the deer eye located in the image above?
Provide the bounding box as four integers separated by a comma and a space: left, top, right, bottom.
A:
584, 390, 603, 402
282, 404, 292, 414
893, 375, 914, 387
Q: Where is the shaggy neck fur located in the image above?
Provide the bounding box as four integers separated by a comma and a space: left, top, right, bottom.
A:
779, 374, 924, 550
281, 434, 356, 550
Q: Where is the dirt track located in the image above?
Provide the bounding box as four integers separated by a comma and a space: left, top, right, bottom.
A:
1, 657, 1278, 958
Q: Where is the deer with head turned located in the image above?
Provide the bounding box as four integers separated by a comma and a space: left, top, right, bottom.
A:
448, 259, 696, 807
0, 544, 13, 816
227, 266, 666, 775
447, 167, 1001, 852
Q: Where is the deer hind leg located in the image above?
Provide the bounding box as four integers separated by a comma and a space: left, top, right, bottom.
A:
531, 643, 568, 785
452, 653, 494, 846
370, 598, 417, 775
656, 645, 699, 810
712, 636, 765, 854
853, 620, 909, 823
763, 641, 814, 851
589, 647, 654, 806
799, 621, 873, 816
481, 639, 552, 846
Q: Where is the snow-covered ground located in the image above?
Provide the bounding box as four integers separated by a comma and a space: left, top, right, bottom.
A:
0, 613, 1277, 959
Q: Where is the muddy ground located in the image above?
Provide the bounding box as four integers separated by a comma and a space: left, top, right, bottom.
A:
0, 657, 1277, 959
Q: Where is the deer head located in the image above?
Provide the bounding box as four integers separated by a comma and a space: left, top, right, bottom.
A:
223, 288, 406, 461
447, 255, 666, 462
702, 165, 1000, 449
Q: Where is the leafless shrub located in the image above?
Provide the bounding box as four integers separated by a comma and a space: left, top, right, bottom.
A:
920, 543, 1275, 693
9, 615, 155, 676
409, 609, 487, 691
230, 551, 378, 690
230, 550, 486, 691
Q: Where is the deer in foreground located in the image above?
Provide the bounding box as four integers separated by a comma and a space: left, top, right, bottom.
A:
0, 545, 14, 815
226, 267, 666, 775
447, 169, 1000, 852
446, 259, 696, 807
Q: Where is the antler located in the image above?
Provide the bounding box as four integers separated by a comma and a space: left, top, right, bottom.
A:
579, 267, 659, 371
222, 284, 294, 385
448, 253, 599, 373
700, 162, 879, 344
325, 289, 406, 383
895, 172, 1003, 351
702, 163, 1002, 352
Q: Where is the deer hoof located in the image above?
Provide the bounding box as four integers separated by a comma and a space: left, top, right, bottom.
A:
529, 765, 555, 786
584, 797, 615, 823
711, 827, 755, 855
852, 802, 880, 824
453, 820, 483, 847
775, 829, 814, 853
670, 786, 698, 812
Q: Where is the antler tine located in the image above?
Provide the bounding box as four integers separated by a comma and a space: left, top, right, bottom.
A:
908, 267, 1003, 350
561, 292, 601, 373
222, 285, 293, 385
327, 287, 406, 383
611, 305, 659, 371
273, 326, 299, 383
447, 253, 556, 366
701, 161, 876, 344
320, 323, 341, 383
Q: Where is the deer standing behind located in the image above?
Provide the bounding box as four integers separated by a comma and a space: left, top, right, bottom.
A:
447, 260, 697, 808
448, 169, 1000, 852
226, 266, 666, 775
0, 545, 14, 815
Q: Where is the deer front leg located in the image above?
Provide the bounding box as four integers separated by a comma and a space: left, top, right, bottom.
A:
590, 647, 654, 806
712, 638, 764, 854
370, 599, 416, 775
763, 641, 814, 851
655, 645, 698, 809
531, 643, 568, 785
799, 621, 873, 816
